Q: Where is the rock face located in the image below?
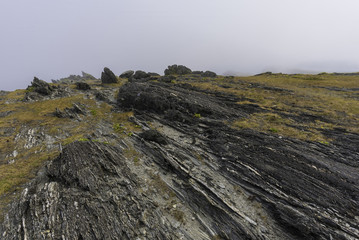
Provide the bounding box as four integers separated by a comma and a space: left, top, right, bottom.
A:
164, 64, 192, 75
53, 103, 87, 119
1, 141, 179, 239
1, 81, 359, 240
117, 82, 359, 240
101, 67, 118, 84
28, 77, 54, 95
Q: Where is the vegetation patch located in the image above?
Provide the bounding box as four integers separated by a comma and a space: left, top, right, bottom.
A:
179, 74, 358, 141
233, 112, 331, 142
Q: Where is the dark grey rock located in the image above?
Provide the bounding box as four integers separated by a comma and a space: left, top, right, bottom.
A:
201, 71, 217, 78
101, 67, 118, 84
255, 71, 273, 76
95, 91, 109, 102
120, 70, 134, 79
0, 111, 12, 118
0, 127, 15, 137
75, 82, 91, 90
159, 75, 176, 83
54, 103, 87, 119
192, 71, 204, 75
23, 77, 70, 101
1, 141, 179, 239
81, 71, 97, 80
117, 81, 359, 240
28, 77, 54, 95
164, 64, 192, 75
139, 129, 168, 145
133, 70, 150, 79
2, 78, 359, 240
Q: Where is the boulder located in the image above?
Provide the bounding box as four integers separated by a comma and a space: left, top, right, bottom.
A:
148, 72, 160, 76
101, 67, 118, 84
201, 71, 217, 78
133, 70, 150, 79
75, 82, 91, 91
120, 70, 134, 79
164, 65, 192, 75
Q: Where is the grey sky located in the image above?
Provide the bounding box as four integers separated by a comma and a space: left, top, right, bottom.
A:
1, 0, 359, 91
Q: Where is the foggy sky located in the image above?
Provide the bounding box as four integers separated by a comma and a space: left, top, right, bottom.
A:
1, 0, 359, 91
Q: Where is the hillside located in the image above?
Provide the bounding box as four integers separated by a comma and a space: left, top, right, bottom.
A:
0, 67, 358, 239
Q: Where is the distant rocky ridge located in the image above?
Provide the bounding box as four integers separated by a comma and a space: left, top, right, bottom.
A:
51, 71, 97, 84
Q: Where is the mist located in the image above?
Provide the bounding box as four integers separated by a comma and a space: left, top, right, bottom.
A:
1, 0, 359, 91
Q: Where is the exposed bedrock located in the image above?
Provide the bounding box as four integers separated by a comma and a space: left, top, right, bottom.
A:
1, 81, 358, 240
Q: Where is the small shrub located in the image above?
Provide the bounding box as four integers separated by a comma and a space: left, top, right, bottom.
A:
194, 113, 201, 118
90, 109, 97, 116
113, 123, 124, 132
25, 86, 35, 93
269, 127, 278, 133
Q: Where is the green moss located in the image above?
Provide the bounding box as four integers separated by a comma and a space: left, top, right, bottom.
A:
25, 86, 35, 93
269, 127, 278, 133
78, 138, 89, 142
90, 109, 97, 116
113, 123, 124, 132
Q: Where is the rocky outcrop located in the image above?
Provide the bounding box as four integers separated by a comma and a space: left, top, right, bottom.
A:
81, 71, 96, 80
133, 70, 150, 79
1, 141, 181, 239
24, 77, 69, 101
119, 70, 134, 79
118, 81, 359, 240
27, 77, 54, 95
201, 71, 217, 78
52, 72, 97, 84
101, 67, 118, 84
255, 72, 273, 76
164, 64, 192, 75
53, 103, 87, 119
1, 80, 359, 240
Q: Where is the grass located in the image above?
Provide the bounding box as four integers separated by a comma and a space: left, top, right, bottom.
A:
0, 82, 129, 216
193, 113, 201, 118
179, 73, 359, 142
112, 111, 140, 137
233, 113, 331, 142
0, 147, 60, 219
